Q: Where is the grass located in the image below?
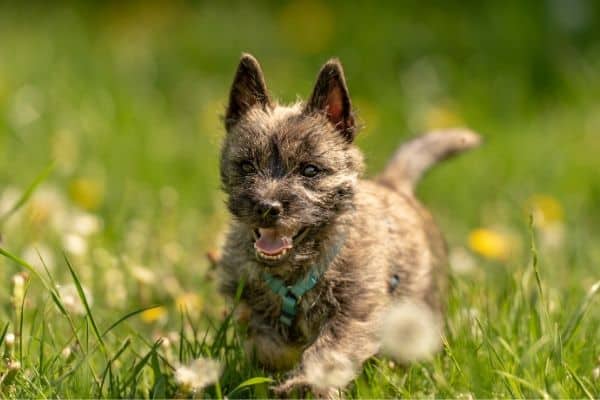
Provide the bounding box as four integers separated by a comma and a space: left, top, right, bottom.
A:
1, 1, 600, 398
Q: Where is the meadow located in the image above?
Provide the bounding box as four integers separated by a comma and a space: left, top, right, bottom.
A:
0, 2, 599, 398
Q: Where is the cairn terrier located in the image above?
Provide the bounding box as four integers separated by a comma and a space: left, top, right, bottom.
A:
218, 53, 480, 396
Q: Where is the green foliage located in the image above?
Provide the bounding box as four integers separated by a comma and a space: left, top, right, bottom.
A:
0, 1, 599, 398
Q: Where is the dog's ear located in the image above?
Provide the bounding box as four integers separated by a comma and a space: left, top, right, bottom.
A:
306, 58, 355, 141
225, 53, 271, 130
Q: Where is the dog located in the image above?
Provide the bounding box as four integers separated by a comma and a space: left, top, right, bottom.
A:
218, 53, 480, 397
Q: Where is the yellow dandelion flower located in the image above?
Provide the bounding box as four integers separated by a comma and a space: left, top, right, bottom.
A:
140, 306, 167, 323
69, 178, 104, 211
468, 228, 512, 261
527, 194, 563, 228
175, 292, 203, 314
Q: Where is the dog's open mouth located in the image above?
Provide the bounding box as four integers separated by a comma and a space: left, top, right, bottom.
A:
253, 227, 309, 262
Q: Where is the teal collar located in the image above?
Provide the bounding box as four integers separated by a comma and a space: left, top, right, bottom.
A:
262, 267, 321, 327
261, 229, 348, 327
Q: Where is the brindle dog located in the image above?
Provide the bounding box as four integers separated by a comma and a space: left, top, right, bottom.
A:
218, 54, 480, 397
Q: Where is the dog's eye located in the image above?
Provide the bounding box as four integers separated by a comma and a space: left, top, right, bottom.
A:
301, 164, 320, 178
240, 161, 256, 174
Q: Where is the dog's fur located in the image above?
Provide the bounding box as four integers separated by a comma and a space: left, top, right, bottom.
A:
218, 54, 480, 396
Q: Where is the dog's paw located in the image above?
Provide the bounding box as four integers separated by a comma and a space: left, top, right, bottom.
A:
271, 376, 342, 399
271, 375, 309, 398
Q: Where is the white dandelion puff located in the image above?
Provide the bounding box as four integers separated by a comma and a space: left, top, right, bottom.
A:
174, 358, 223, 393
380, 300, 442, 363
130, 265, 156, 285
304, 351, 357, 390
449, 246, 476, 275
22, 243, 55, 273
593, 366, 600, 381
63, 233, 88, 256
4, 332, 16, 348
7, 360, 21, 371
57, 283, 93, 316
61, 346, 73, 360
70, 212, 102, 236
12, 274, 26, 308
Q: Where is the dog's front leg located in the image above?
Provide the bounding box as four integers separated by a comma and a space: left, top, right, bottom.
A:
272, 315, 380, 398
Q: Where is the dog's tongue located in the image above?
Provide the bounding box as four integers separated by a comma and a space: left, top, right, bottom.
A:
255, 228, 292, 255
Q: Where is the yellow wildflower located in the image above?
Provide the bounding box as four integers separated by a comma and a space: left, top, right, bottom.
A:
69, 178, 104, 211
176, 292, 203, 314
140, 306, 167, 323
527, 194, 563, 228
468, 228, 512, 261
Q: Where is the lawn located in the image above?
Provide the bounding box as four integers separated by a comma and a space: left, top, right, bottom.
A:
0, 1, 599, 398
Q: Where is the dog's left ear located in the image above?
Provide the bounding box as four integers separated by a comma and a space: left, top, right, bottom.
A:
306, 59, 355, 141
225, 53, 271, 130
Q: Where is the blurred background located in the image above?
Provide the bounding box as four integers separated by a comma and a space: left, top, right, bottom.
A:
1, 0, 599, 335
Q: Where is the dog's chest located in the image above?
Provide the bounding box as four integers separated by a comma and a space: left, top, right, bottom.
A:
245, 277, 329, 341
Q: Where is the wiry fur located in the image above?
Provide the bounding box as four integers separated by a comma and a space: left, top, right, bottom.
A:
218, 54, 480, 397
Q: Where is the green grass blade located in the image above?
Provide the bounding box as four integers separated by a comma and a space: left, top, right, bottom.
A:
120, 339, 162, 395
101, 305, 162, 338
0, 247, 70, 319
0, 322, 9, 347
63, 254, 105, 352
0, 162, 54, 225
227, 377, 275, 397
98, 337, 131, 396
561, 280, 600, 346
494, 370, 549, 399
0, 247, 51, 287
563, 362, 594, 400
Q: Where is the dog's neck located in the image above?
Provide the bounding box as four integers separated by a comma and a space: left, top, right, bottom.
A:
249, 211, 352, 285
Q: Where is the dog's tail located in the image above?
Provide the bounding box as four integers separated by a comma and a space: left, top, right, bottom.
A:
377, 128, 482, 194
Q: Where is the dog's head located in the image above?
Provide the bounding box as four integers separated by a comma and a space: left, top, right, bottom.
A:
220, 54, 363, 266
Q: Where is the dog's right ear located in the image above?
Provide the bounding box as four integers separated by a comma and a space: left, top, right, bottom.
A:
225, 53, 271, 130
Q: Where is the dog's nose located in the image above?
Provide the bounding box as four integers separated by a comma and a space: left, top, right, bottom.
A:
255, 200, 283, 221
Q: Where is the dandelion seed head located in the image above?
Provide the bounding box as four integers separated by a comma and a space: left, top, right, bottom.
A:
70, 212, 102, 236
380, 300, 442, 363
131, 265, 156, 285
63, 233, 88, 256
5, 332, 16, 348
304, 351, 357, 389
593, 366, 600, 381
12, 273, 27, 307
61, 346, 73, 359
8, 360, 21, 370
22, 243, 55, 272
449, 246, 477, 275
174, 358, 222, 393
12, 273, 26, 289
